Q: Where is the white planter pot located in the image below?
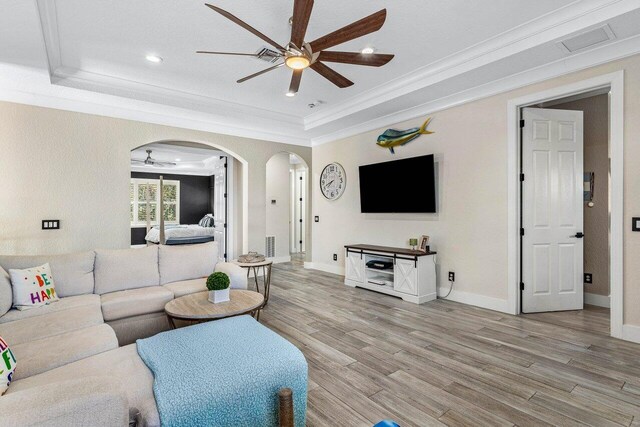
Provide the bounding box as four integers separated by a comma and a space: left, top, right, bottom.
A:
208, 288, 230, 304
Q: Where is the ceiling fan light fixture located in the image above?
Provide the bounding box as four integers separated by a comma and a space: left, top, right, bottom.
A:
145, 54, 163, 63
285, 55, 310, 70
361, 47, 375, 55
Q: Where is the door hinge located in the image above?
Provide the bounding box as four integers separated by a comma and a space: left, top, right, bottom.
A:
223, 223, 227, 229
520, 282, 525, 291
520, 228, 525, 236
299, 219, 303, 223
224, 163, 228, 168
299, 240, 302, 244
223, 193, 227, 198
520, 173, 525, 182
520, 119, 525, 128
299, 176, 303, 181
299, 198, 303, 202
224, 253, 227, 258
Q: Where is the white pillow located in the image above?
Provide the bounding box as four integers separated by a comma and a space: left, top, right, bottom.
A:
9, 263, 60, 310
0, 335, 16, 395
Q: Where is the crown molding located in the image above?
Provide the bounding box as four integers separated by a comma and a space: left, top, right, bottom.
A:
304, 0, 638, 131
311, 33, 640, 146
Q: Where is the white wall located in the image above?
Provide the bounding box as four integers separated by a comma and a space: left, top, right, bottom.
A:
0, 102, 311, 259
311, 54, 640, 322
266, 153, 292, 260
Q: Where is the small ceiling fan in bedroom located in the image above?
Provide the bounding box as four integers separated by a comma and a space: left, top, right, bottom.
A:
196, 0, 394, 95
131, 150, 176, 167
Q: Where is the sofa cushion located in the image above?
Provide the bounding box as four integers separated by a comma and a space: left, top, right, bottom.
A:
0, 294, 100, 324
0, 266, 12, 317
162, 278, 207, 298
94, 246, 159, 295
158, 242, 218, 285
101, 286, 173, 322
0, 251, 95, 298
0, 303, 103, 345
9, 263, 60, 310
7, 344, 159, 426
10, 324, 118, 380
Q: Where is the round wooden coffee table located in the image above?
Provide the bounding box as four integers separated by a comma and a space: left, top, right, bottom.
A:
165, 290, 264, 329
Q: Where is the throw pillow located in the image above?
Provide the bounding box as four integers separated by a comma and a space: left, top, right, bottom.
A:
9, 263, 60, 310
198, 214, 215, 228
0, 336, 16, 395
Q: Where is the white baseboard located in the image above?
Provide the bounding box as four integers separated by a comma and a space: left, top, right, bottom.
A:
304, 262, 345, 276
584, 292, 610, 308
437, 287, 512, 314
268, 256, 291, 264
622, 324, 640, 344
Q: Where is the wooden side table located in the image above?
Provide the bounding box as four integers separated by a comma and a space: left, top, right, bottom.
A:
233, 260, 273, 319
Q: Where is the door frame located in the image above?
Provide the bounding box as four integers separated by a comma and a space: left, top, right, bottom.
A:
507, 70, 624, 339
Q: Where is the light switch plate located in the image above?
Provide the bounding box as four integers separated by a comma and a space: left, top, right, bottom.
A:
633, 217, 640, 231
42, 220, 60, 230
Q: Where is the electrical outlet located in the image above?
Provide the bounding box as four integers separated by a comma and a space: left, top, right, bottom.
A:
333, 254, 337, 261
448, 271, 455, 282
314, 216, 319, 223
584, 273, 593, 284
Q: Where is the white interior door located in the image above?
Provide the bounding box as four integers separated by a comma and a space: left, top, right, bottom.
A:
212, 158, 226, 262
522, 108, 584, 313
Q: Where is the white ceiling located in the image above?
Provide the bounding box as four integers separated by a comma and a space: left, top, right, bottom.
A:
1, 0, 640, 146
131, 142, 226, 176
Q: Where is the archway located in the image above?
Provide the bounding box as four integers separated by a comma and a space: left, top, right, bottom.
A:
129, 140, 247, 261
265, 152, 309, 263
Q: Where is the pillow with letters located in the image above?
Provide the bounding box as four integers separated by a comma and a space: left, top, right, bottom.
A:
9, 263, 59, 310
0, 335, 16, 395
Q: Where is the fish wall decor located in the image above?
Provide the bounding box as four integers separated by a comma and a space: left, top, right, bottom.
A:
376, 117, 434, 154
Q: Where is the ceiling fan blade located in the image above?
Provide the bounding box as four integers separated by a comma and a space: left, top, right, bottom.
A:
205, 4, 285, 52
309, 9, 387, 52
197, 51, 274, 57
131, 159, 146, 164
318, 51, 394, 67
289, 69, 303, 94
237, 63, 284, 83
291, 0, 314, 48
310, 62, 353, 88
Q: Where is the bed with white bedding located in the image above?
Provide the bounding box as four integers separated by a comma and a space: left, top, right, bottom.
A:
145, 224, 215, 245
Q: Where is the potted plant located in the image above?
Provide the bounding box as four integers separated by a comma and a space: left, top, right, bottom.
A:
206, 272, 230, 304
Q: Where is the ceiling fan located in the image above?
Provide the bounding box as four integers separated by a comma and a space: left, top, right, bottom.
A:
197, 0, 394, 95
131, 150, 176, 167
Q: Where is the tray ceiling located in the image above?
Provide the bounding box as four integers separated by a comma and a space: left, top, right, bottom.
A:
1, 0, 639, 145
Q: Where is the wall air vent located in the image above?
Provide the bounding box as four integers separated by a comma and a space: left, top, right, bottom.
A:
265, 236, 275, 258
557, 25, 616, 54
256, 47, 281, 63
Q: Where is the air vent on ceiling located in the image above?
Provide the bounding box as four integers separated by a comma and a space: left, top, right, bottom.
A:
557, 25, 616, 54
256, 47, 281, 63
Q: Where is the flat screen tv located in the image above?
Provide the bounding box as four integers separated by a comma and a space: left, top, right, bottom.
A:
359, 155, 436, 213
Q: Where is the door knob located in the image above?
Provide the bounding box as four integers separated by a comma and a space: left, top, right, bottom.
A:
573, 232, 584, 238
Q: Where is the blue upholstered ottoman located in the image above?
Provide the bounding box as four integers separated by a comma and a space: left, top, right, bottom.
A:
137, 315, 307, 426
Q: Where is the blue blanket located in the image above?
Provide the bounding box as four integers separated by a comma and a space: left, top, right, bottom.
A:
137, 316, 307, 427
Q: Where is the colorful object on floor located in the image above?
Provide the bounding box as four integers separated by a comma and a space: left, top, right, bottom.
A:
8, 263, 59, 310
374, 421, 400, 427
137, 315, 308, 426
0, 335, 17, 395
376, 117, 435, 154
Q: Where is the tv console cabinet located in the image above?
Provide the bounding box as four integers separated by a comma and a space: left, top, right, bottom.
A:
344, 244, 437, 304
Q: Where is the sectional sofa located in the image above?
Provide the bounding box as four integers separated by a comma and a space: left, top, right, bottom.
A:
0, 242, 246, 426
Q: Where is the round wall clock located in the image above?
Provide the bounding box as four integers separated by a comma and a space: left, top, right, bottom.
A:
320, 163, 346, 200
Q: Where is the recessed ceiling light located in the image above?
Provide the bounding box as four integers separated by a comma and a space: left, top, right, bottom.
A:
175, 158, 181, 161
361, 47, 375, 55
285, 91, 296, 97
146, 55, 163, 63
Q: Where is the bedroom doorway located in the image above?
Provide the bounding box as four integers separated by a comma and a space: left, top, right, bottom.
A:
129, 141, 237, 262
265, 152, 308, 263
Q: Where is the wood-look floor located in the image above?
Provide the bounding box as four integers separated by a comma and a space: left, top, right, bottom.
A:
259, 259, 640, 427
